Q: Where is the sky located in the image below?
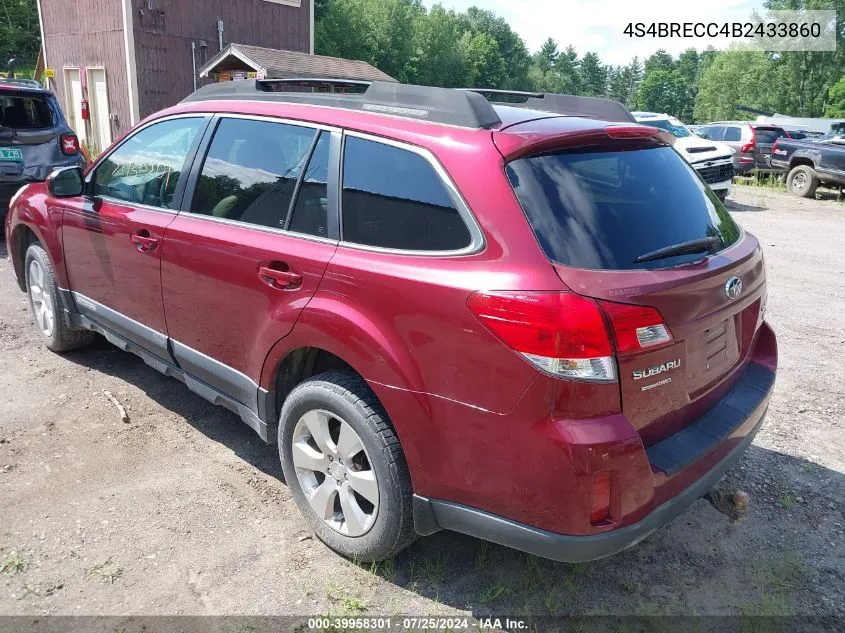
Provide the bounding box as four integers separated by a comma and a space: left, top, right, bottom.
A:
421, 0, 766, 65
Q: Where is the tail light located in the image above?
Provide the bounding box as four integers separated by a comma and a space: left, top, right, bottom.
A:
590, 471, 613, 525
605, 125, 659, 139
467, 291, 616, 381
740, 126, 756, 154
599, 300, 673, 354
60, 133, 80, 156
467, 292, 674, 381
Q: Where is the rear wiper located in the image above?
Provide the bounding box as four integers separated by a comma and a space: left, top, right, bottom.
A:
634, 236, 720, 264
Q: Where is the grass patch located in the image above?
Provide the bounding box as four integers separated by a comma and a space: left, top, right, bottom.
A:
85, 557, 123, 584
479, 579, 508, 605
1, 551, 27, 575
777, 493, 797, 509
421, 552, 448, 585
475, 541, 492, 570
339, 595, 366, 613
739, 551, 808, 630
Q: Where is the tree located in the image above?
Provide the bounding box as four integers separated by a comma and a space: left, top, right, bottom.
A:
694, 49, 777, 122
458, 7, 531, 89
553, 45, 581, 94
826, 76, 845, 117
535, 38, 559, 74
0, 0, 40, 66
674, 48, 701, 121
637, 69, 686, 114
643, 49, 675, 73
412, 4, 471, 87
579, 52, 607, 97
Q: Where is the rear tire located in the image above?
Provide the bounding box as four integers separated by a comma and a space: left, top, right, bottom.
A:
715, 190, 728, 203
279, 370, 416, 562
786, 165, 819, 199
25, 243, 95, 352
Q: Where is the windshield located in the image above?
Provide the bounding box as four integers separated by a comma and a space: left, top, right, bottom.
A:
506, 145, 741, 271
0, 90, 55, 129
644, 118, 691, 138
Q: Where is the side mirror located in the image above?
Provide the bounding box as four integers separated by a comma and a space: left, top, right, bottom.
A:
47, 166, 84, 197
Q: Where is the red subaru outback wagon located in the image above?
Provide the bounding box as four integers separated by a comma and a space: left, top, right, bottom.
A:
4, 80, 777, 562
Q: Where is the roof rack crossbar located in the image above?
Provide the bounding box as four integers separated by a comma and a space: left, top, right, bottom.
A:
0, 77, 42, 89
182, 78, 503, 129
466, 88, 636, 123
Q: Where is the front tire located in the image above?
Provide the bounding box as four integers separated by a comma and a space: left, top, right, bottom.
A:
279, 371, 416, 561
786, 165, 819, 198
25, 243, 95, 352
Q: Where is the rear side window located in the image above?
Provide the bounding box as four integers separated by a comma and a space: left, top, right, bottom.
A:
0, 91, 54, 129
506, 145, 741, 271
699, 126, 725, 141
723, 126, 742, 141
754, 127, 785, 144
191, 118, 316, 229
341, 136, 471, 251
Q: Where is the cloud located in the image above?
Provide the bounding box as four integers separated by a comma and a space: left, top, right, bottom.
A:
422, 0, 764, 64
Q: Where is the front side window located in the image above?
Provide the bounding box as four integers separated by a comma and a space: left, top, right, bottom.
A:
93, 117, 204, 208
287, 131, 330, 238
190, 118, 317, 229
341, 136, 471, 251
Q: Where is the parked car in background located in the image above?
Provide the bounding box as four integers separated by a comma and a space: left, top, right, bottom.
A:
771, 133, 845, 197
0, 78, 85, 223
632, 112, 734, 201
5, 80, 777, 563
697, 122, 788, 175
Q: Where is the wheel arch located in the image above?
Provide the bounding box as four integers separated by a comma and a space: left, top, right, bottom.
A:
10, 222, 46, 292
789, 156, 816, 170
259, 299, 433, 476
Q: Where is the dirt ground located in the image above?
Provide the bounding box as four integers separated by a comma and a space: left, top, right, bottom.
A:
0, 186, 843, 627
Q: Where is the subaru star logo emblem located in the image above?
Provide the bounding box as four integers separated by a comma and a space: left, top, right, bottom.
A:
725, 277, 743, 300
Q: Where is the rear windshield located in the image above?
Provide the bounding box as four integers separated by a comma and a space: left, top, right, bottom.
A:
0, 90, 55, 129
754, 127, 785, 144
506, 145, 742, 271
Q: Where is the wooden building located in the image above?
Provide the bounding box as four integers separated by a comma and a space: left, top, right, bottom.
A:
37, 0, 324, 154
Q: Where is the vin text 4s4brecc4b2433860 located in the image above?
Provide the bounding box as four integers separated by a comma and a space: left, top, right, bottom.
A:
4, 79, 777, 562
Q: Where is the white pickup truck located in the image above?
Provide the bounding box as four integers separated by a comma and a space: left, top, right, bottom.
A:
633, 112, 735, 202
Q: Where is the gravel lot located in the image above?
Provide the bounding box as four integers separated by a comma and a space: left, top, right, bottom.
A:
0, 186, 843, 627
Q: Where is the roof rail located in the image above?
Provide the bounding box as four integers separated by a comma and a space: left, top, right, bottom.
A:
465, 88, 636, 123
0, 77, 42, 89
182, 78, 503, 129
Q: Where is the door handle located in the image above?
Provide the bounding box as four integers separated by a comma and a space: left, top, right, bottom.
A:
131, 230, 159, 253
259, 265, 302, 289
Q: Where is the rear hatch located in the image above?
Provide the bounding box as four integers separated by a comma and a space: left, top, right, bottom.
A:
500, 128, 767, 445
752, 126, 786, 170
0, 87, 70, 186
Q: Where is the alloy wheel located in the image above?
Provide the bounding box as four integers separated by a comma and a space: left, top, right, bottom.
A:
28, 259, 55, 338
291, 409, 379, 537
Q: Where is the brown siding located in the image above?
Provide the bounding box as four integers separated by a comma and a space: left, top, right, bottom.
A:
40, 0, 133, 137
134, 0, 312, 117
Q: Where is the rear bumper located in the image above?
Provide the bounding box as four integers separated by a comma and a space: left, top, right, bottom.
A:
414, 355, 775, 562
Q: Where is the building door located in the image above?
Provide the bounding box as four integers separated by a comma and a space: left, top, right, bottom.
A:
63, 68, 86, 146
87, 67, 112, 154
